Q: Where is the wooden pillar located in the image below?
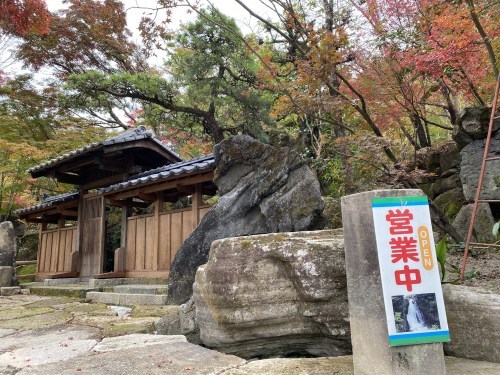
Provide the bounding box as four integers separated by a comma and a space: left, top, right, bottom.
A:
153, 193, 164, 271
56, 216, 65, 272
37, 218, 48, 274
192, 184, 203, 225
120, 201, 131, 249
98, 196, 106, 274
72, 190, 85, 260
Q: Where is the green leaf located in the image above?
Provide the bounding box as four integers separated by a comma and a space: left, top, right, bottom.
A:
435, 237, 448, 281
472, 228, 479, 242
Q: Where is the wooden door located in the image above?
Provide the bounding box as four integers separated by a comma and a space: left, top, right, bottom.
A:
80, 196, 105, 278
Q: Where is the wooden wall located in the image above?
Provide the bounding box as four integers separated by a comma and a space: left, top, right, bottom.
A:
125, 205, 210, 273
38, 226, 77, 273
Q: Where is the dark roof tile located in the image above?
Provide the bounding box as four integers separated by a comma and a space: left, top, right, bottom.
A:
98, 154, 215, 194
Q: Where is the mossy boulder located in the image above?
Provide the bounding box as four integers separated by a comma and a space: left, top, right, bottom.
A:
452, 203, 495, 243
433, 188, 466, 221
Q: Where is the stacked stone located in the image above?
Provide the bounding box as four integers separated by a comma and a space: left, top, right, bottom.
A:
417, 107, 499, 241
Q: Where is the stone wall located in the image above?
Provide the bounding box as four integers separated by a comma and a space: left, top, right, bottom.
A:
416, 107, 500, 240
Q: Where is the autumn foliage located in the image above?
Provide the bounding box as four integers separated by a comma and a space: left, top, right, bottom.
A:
0, 0, 50, 36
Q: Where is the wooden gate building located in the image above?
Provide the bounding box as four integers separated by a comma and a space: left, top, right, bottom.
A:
17, 126, 216, 280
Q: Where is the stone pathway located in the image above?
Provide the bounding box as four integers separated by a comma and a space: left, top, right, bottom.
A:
1, 295, 499, 374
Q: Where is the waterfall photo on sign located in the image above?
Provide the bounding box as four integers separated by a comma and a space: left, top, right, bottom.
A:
392, 293, 441, 333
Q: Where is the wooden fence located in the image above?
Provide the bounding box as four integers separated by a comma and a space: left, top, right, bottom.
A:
38, 226, 77, 274
125, 205, 210, 274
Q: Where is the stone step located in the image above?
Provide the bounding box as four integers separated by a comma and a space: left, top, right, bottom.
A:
89, 277, 169, 288
86, 291, 168, 306
28, 284, 97, 298
107, 284, 168, 295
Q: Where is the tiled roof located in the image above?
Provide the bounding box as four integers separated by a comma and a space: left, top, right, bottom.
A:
27, 126, 182, 174
16, 191, 80, 215
98, 154, 215, 194
17, 155, 215, 216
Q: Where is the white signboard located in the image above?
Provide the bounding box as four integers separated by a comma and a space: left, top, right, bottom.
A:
372, 195, 450, 346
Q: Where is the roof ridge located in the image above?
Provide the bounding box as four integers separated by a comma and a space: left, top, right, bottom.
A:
27, 126, 182, 174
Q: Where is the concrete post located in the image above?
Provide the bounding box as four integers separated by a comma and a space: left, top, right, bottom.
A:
341, 189, 446, 374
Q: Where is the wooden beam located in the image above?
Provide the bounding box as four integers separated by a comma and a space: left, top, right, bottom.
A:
103, 139, 182, 163
81, 174, 125, 190
176, 184, 195, 194
138, 193, 157, 202
54, 172, 82, 185
109, 199, 149, 208
58, 156, 98, 173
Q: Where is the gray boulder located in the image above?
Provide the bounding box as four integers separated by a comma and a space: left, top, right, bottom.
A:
452, 203, 495, 243
453, 107, 500, 148
0, 221, 17, 287
443, 285, 500, 363
460, 131, 500, 202
0, 266, 14, 288
167, 136, 325, 304
439, 142, 461, 171
0, 221, 16, 266
192, 230, 350, 359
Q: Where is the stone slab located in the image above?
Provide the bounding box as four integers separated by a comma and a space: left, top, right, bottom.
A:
93, 334, 186, 352
0, 328, 16, 338
17, 340, 246, 375
28, 285, 93, 298
224, 356, 354, 375
86, 292, 168, 306
89, 278, 169, 288
0, 325, 100, 368
112, 285, 168, 295
43, 278, 81, 286
0, 286, 20, 296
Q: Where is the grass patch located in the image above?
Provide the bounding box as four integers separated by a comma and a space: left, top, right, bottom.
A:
16, 264, 36, 283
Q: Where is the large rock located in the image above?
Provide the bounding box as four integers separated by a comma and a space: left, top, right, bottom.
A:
0, 267, 14, 288
168, 136, 325, 304
439, 142, 461, 171
453, 107, 500, 148
0, 222, 17, 287
443, 285, 500, 363
452, 203, 496, 243
0, 222, 16, 267
192, 230, 350, 359
156, 298, 201, 344
460, 131, 500, 202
